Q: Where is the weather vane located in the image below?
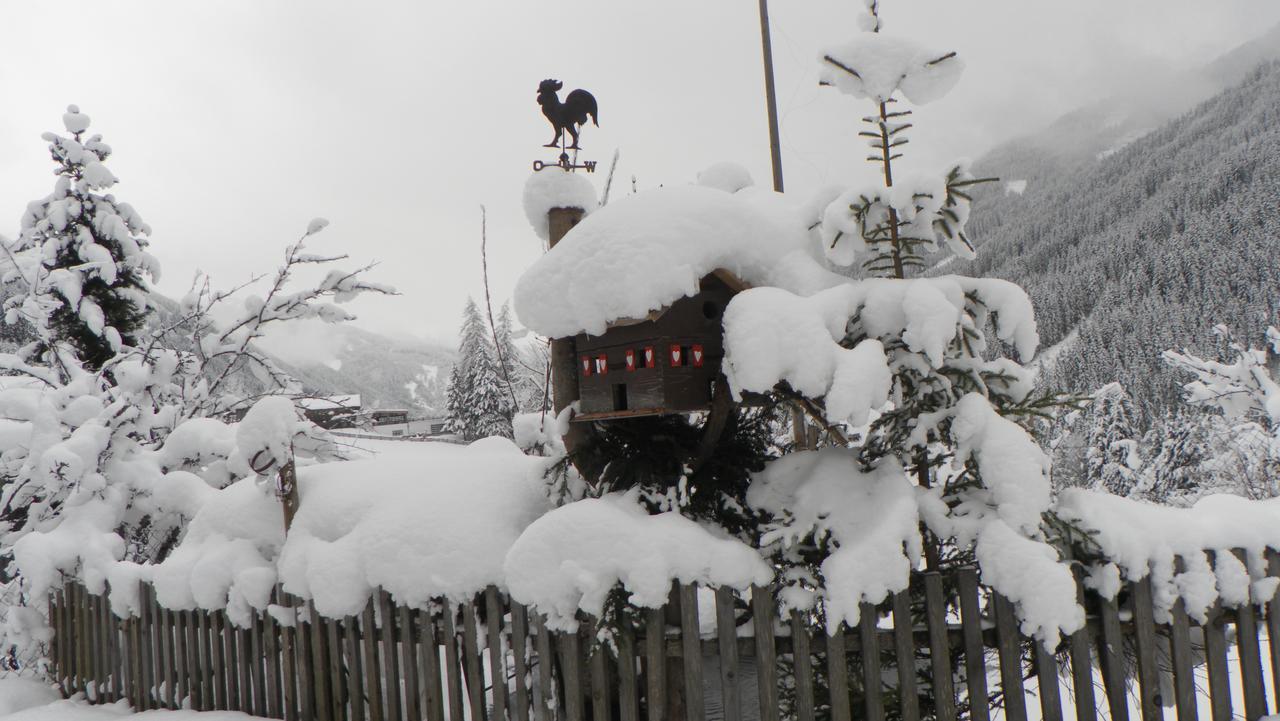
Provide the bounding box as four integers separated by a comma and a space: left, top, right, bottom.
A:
532, 78, 599, 173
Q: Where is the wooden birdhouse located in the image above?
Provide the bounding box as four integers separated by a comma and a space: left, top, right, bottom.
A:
572, 270, 744, 421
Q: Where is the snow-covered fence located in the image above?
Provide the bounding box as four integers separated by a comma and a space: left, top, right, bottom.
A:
47, 551, 1280, 721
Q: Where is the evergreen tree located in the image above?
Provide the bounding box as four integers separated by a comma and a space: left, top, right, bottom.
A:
1137, 410, 1217, 503
7, 106, 158, 373
445, 298, 514, 440
1084, 382, 1143, 495
494, 302, 538, 411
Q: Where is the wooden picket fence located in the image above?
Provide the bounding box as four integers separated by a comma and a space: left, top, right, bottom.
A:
48, 549, 1280, 721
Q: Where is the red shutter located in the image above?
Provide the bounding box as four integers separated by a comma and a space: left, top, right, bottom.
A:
670, 344, 683, 367
581, 356, 593, 377
692, 344, 704, 368
596, 354, 608, 375
643, 346, 655, 368
625, 349, 636, 371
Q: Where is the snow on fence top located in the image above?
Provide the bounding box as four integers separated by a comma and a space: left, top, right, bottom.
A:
514, 182, 845, 338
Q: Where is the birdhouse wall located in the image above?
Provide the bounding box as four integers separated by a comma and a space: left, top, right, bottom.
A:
572, 277, 734, 419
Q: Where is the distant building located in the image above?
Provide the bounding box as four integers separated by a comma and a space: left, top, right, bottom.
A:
295, 394, 362, 429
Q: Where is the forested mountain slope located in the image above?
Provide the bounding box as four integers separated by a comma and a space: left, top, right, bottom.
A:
948, 61, 1280, 423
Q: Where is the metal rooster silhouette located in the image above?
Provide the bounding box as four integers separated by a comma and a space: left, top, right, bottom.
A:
537, 79, 599, 150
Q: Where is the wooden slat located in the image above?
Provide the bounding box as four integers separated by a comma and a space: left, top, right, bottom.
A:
341, 616, 363, 721
558, 624, 584, 721
534, 613, 556, 721
399, 605, 422, 721
957, 569, 990, 721
252, 611, 267, 717
325, 615, 343, 721
588, 618, 610, 721
187, 610, 203, 710
463, 600, 489, 721
87, 591, 100, 702
266, 601, 284, 720
1203, 599, 1233, 721
486, 586, 510, 721
236, 620, 252, 713
224, 615, 239, 710
1235, 550, 1270, 720
210, 612, 228, 710
150, 588, 166, 710
511, 601, 533, 721
132, 609, 144, 708
1035, 640, 1064, 721
1096, 593, 1130, 721
678, 583, 706, 721
1067, 568, 1097, 721
858, 602, 884, 721
418, 609, 446, 721
295, 602, 312, 721
790, 609, 817, 721
752, 587, 780, 721
892, 590, 920, 721
77, 586, 89, 699
281, 595, 299, 721
617, 615, 640, 721
992, 593, 1027, 721
140, 586, 154, 710
359, 599, 382, 721
827, 622, 852, 721
194, 610, 209, 711
443, 604, 467, 721
924, 574, 957, 721
158, 605, 173, 708
1130, 576, 1164, 721
645, 607, 666, 721
1267, 549, 1280, 713
175, 607, 190, 707
714, 587, 743, 721
378, 591, 402, 721
1168, 559, 1199, 721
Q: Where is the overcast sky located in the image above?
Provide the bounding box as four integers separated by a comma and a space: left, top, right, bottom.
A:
2, 1, 1278, 348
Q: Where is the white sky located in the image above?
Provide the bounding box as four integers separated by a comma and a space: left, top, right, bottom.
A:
2, 1, 1278, 344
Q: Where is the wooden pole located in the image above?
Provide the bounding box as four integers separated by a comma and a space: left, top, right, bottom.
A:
547, 206, 592, 459
758, 0, 785, 194
277, 450, 299, 534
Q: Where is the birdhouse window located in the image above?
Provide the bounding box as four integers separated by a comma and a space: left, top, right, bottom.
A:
643, 346, 656, 368
625, 349, 636, 371
692, 344, 705, 368
612, 383, 628, 411
595, 354, 609, 375
669, 344, 684, 367
581, 356, 593, 377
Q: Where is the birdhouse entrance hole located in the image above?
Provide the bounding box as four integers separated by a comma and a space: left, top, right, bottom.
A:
612, 383, 629, 411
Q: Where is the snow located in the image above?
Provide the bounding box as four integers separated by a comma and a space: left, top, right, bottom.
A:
951, 393, 1052, 533
750, 450, 919, 629
1005, 179, 1028, 195
150, 439, 553, 621
1057, 490, 1280, 617
0, 678, 60, 716
515, 184, 844, 338
522, 169, 598, 242
235, 396, 302, 475
695, 161, 754, 193
61, 105, 90, 135
504, 492, 771, 632
819, 33, 964, 105
722, 276, 1039, 415
0, 697, 267, 720
974, 519, 1084, 643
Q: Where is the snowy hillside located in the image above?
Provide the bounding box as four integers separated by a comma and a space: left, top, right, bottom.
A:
945, 58, 1280, 421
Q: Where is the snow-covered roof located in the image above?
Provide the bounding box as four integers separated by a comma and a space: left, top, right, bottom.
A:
514, 184, 845, 338
295, 394, 361, 411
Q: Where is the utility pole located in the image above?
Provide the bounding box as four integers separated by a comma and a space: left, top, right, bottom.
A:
758, 0, 785, 193
758, 0, 811, 448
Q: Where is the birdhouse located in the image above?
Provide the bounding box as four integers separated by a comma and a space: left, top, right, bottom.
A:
572, 270, 744, 421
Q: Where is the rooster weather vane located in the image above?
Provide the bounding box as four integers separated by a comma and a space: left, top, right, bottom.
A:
533, 79, 599, 173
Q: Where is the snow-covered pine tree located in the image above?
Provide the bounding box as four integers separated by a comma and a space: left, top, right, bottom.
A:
495, 302, 537, 411
446, 298, 515, 440
1084, 382, 1143, 495
7, 106, 158, 373
1137, 410, 1217, 503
